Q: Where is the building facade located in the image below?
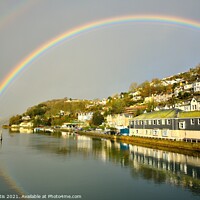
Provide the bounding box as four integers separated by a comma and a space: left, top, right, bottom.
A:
175, 97, 200, 111
78, 112, 93, 122
193, 81, 200, 93
106, 114, 132, 129
129, 110, 200, 141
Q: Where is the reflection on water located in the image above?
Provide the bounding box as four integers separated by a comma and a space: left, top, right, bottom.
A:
0, 130, 199, 199
10, 127, 33, 134
129, 146, 200, 193
29, 132, 200, 194
60, 133, 200, 194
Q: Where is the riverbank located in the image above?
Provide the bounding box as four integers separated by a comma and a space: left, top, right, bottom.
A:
77, 131, 200, 156
4, 126, 200, 155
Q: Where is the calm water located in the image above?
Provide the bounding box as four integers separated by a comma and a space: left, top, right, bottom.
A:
0, 129, 200, 200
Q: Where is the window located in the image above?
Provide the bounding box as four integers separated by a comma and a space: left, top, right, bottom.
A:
192, 105, 197, 110
157, 120, 161, 125
149, 130, 151, 135
141, 120, 143, 125
152, 129, 159, 136
162, 130, 168, 137
162, 119, 165, 125
191, 119, 195, 125
153, 120, 156, 125
198, 119, 200, 125
149, 120, 152, 125
179, 121, 186, 129
167, 119, 171, 125
130, 121, 134, 127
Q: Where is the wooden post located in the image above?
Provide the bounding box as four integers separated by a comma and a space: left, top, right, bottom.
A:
0, 130, 2, 141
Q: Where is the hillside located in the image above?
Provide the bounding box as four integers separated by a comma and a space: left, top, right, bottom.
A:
164, 64, 200, 83
8, 64, 200, 127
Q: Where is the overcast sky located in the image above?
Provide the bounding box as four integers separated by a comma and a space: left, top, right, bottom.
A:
0, 0, 200, 118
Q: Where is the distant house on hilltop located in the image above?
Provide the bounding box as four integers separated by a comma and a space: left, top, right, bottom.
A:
162, 78, 183, 86
20, 121, 33, 128
154, 93, 173, 103
22, 115, 31, 121
193, 81, 200, 93
184, 83, 193, 91
182, 80, 200, 93
125, 105, 147, 114
175, 97, 200, 111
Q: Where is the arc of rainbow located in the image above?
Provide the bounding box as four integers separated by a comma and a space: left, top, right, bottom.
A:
0, 15, 200, 96
0, 0, 38, 30
0, 166, 26, 197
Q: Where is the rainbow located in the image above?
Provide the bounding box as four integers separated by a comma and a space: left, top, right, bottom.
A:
0, 15, 200, 96
0, 166, 26, 196
0, 1, 38, 30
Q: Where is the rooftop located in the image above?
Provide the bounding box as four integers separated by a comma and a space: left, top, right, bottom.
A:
134, 109, 200, 119
134, 110, 177, 119
179, 111, 200, 118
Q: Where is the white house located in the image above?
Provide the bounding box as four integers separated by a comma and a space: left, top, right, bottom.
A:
175, 102, 190, 112
190, 97, 200, 111
175, 97, 200, 111
154, 94, 172, 103
19, 121, 33, 128
193, 81, 200, 93
106, 114, 132, 129
162, 78, 183, 86
184, 83, 193, 91
78, 112, 93, 122
154, 104, 173, 111
59, 110, 65, 116
22, 115, 31, 121
182, 81, 200, 93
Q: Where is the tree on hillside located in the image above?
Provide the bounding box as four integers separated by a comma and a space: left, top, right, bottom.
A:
138, 81, 152, 98
196, 65, 200, 75
129, 82, 138, 92
91, 111, 104, 126
26, 104, 48, 117
146, 99, 157, 112
9, 115, 22, 125
33, 117, 43, 127
109, 98, 126, 114
120, 92, 134, 107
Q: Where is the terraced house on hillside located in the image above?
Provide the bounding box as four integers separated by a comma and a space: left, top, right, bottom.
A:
129, 109, 200, 142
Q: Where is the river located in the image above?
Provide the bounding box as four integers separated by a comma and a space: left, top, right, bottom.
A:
0, 129, 199, 200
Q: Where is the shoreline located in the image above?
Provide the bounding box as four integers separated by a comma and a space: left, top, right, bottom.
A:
77, 131, 200, 156
4, 127, 200, 156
